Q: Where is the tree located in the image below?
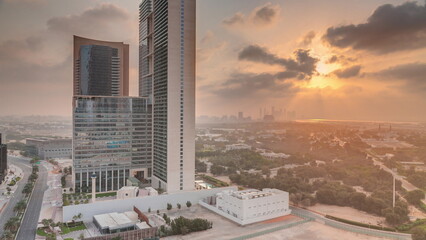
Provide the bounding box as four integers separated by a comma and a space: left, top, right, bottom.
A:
177, 203, 181, 209
13, 200, 26, 213
167, 203, 172, 211
405, 190, 424, 205
210, 164, 226, 175
148, 207, 151, 213
157, 210, 160, 214
186, 201, 192, 208
412, 227, 426, 240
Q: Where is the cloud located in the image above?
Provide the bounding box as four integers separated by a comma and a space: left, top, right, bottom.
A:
299, 31, 316, 46
374, 62, 426, 93
0, 3, 136, 115
208, 45, 318, 100
323, 1, 426, 54
222, 12, 245, 26
326, 55, 357, 65
222, 3, 280, 28
211, 72, 299, 99
251, 3, 281, 26
238, 45, 319, 80
47, 3, 130, 36
200, 30, 215, 45
332, 65, 362, 78
197, 30, 227, 63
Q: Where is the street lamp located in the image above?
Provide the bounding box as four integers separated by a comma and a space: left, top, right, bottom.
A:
91, 173, 97, 203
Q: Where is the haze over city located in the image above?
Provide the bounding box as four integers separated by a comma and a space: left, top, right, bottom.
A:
1, 0, 426, 122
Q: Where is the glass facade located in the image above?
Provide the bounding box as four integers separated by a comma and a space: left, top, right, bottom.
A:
73, 96, 152, 193
79, 45, 121, 96
139, 0, 153, 98
152, 0, 169, 184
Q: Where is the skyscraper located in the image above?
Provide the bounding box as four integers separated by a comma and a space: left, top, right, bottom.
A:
73, 96, 152, 193
0, 134, 7, 184
139, 0, 195, 192
73, 36, 130, 97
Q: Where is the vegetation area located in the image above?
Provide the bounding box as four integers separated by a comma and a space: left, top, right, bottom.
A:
96, 191, 117, 198
159, 215, 212, 237
198, 174, 229, 187
63, 193, 90, 206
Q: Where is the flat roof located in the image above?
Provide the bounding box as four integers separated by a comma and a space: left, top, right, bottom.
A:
94, 212, 138, 230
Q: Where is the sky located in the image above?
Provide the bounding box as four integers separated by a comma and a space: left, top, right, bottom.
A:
0, 0, 425, 122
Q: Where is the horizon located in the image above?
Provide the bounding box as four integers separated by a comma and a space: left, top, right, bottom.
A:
1, 0, 426, 122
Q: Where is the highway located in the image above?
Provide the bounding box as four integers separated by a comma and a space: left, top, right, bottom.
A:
0, 156, 32, 236
16, 159, 48, 240
291, 206, 412, 240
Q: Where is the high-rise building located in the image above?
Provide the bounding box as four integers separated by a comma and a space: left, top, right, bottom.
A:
73, 36, 130, 97
72, 96, 152, 193
0, 134, 7, 183
139, 0, 195, 192
238, 112, 244, 120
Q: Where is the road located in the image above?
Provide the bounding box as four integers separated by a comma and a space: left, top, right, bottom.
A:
366, 150, 426, 204
16, 159, 48, 240
0, 156, 32, 236
291, 206, 412, 240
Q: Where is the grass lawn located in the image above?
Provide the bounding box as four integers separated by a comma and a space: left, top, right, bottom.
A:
64, 238, 74, 240
61, 223, 87, 235
36, 228, 48, 236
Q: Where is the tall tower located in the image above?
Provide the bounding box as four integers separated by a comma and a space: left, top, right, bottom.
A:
73, 35, 129, 96
0, 133, 7, 184
140, 0, 195, 192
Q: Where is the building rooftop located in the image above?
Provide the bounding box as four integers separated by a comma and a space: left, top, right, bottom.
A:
224, 188, 284, 200
93, 211, 138, 231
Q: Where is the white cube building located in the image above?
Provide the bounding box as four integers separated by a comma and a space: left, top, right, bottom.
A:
201, 188, 291, 225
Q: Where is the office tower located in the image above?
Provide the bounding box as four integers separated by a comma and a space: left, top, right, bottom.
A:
73, 36, 129, 96
0, 134, 7, 183
139, 0, 195, 192
73, 96, 152, 193
238, 112, 244, 120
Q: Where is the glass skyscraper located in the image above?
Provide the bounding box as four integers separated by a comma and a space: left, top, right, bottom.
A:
139, 0, 195, 192
73, 96, 152, 193
73, 36, 130, 97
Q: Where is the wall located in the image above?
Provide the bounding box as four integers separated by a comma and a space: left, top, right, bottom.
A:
199, 201, 292, 226
63, 186, 237, 222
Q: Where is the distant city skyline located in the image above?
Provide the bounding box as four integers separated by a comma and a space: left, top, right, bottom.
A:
1, 0, 426, 122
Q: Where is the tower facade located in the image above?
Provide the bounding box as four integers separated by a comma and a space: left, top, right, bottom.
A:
73, 96, 152, 193
0, 134, 7, 183
139, 0, 195, 192
73, 36, 130, 97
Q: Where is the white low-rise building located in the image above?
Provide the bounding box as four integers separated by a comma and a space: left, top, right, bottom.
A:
225, 143, 251, 151
200, 188, 291, 225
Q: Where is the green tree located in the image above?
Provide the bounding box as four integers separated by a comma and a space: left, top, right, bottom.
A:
177, 203, 181, 209
13, 200, 26, 213
412, 227, 426, 240
186, 201, 192, 208
405, 190, 424, 205
167, 203, 172, 211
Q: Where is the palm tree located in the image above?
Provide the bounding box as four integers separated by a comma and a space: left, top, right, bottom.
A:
13, 200, 26, 213
4, 217, 19, 233
1, 230, 14, 240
